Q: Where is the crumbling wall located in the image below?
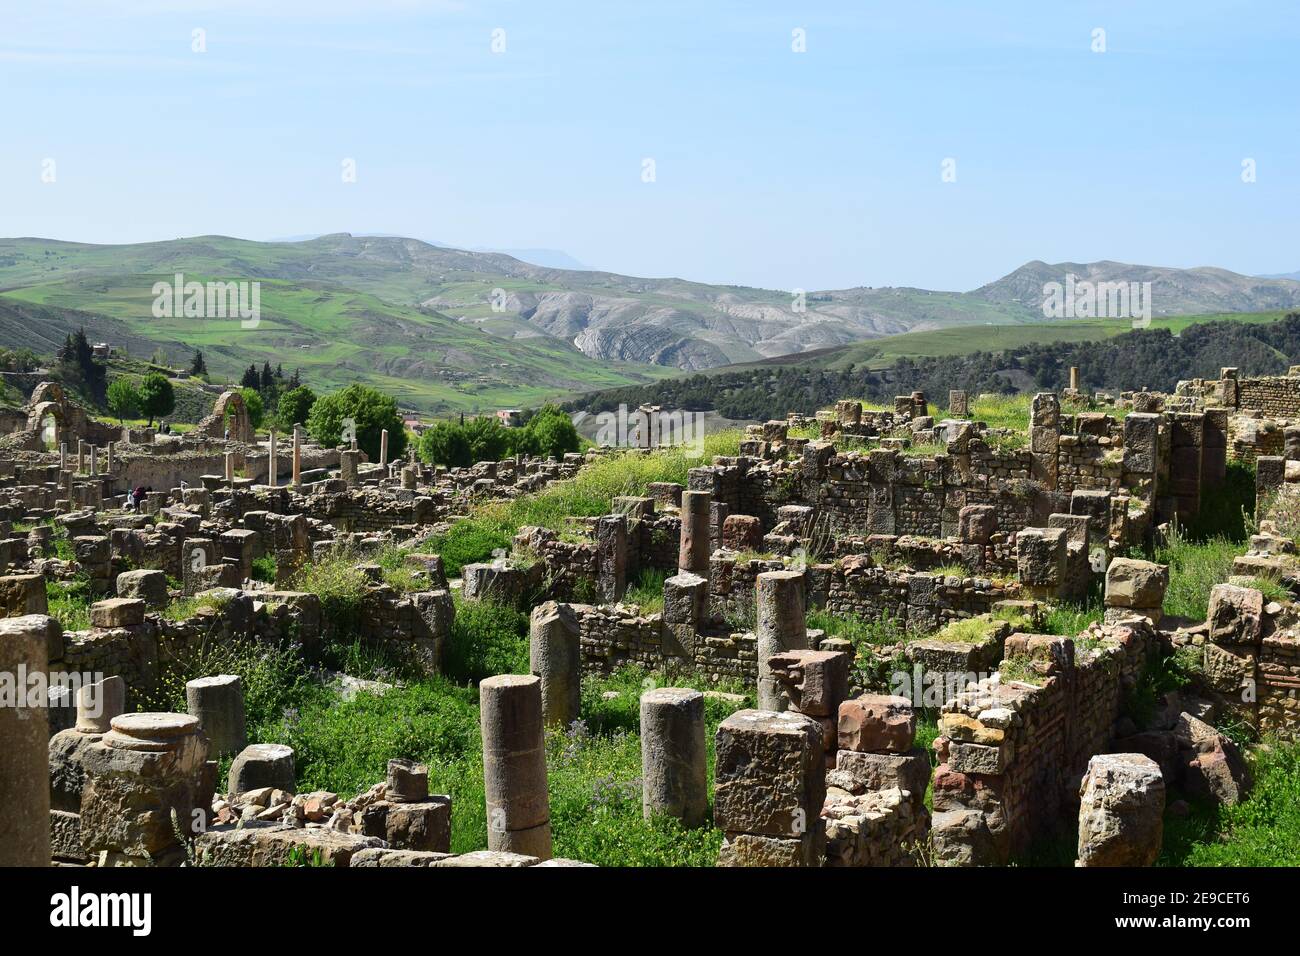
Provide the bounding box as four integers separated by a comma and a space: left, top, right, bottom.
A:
929, 619, 1159, 865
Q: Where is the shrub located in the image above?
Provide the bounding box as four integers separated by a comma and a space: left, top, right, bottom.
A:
269, 677, 483, 799
238, 387, 265, 430
290, 551, 370, 639
444, 599, 530, 685
251, 555, 277, 583
426, 519, 513, 578
106, 377, 140, 423
135, 636, 318, 745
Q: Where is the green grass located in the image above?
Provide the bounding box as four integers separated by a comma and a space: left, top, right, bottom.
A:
1041, 599, 1104, 636
1152, 528, 1242, 620
624, 567, 668, 614
160, 590, 233, 622
1170, 740, 1300, 866
998, 654, 1045, 686
48, 575, 92, 631
929, 615, 1000, 644
443, 598, 531, 685
423, 432, 743, 577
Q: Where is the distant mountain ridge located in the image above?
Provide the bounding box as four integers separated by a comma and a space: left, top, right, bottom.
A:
974, 260, 1300, 317
2, 234, 1298, 382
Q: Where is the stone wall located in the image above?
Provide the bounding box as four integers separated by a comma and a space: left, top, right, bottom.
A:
709, 554, 1016, 634
929, 619, 1159, 865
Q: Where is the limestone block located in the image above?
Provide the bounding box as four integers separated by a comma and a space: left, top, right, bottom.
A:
714, 710, 825, 838
115, 569, 169, 610
1104, 559, 1169, 609
195, 822, 382, 867
826, 747, 930, 800
1076, 753, 1164, 867
1205, 584, 1264, 645
718, 827, 825, 867
838, 694, 916, 753
766, 649, 849, 718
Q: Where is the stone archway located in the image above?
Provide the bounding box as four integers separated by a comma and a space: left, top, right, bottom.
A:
27, 401, 63, 451
195, 390, 254, 444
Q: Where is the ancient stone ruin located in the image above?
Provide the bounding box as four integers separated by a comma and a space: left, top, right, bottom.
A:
0, 382, 1285, 869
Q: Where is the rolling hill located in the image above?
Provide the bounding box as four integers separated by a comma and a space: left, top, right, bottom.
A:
4, 234, 1300, 414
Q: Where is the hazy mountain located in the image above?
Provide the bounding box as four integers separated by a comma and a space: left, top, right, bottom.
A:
3, 235, 1299, 382
972, 260, 1300, 317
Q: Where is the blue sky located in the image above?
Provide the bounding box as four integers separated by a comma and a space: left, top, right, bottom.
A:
1, 1, 1296, 291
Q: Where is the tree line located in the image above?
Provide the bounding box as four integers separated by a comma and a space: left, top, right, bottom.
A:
566, 313, 1300, 420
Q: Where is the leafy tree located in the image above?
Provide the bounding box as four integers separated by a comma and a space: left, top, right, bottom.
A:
515, 404, 581, 460
306, 383, 407, 462
416, 406, 581, 467
276, 385, 317, 431
106, 377, 140, 424
238, 387, 265, 430
240, 364, 260, 389
462, 416, 513, 463
418, 420, 474, 468
190, 351, 208, 377
137, 372, 175, 427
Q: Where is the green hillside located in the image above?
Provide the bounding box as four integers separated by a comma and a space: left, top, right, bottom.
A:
0, 254, 676, 414
739, 311, 1293, 372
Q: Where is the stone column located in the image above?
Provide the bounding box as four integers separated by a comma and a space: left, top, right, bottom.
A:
480, 674, 552, 859
60, 442, 67, 471
292, 425, 302, 488
678, 489, 712, 576
596, 513, 628, 601
0, 615, 52, 865
89, 445, 98, 476
105, 441, 114, 473
267, 429, 278, 487
640, 688, 707, 828
339, 449, 360, 487
48, 677, 127, 863
185, 674, 247, 757
1069, 366, 1079, 391
77, 675, 126, 734
529, 602, 581, 728
379, 428, 389, 468
77, 440, 86, 473
80, 713, 211, 866
1029, 392, 1060, 490
756, 570, 807, 711
228, 743, 296, 795
386, 758, 428, 803
224, 451, 236, 483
